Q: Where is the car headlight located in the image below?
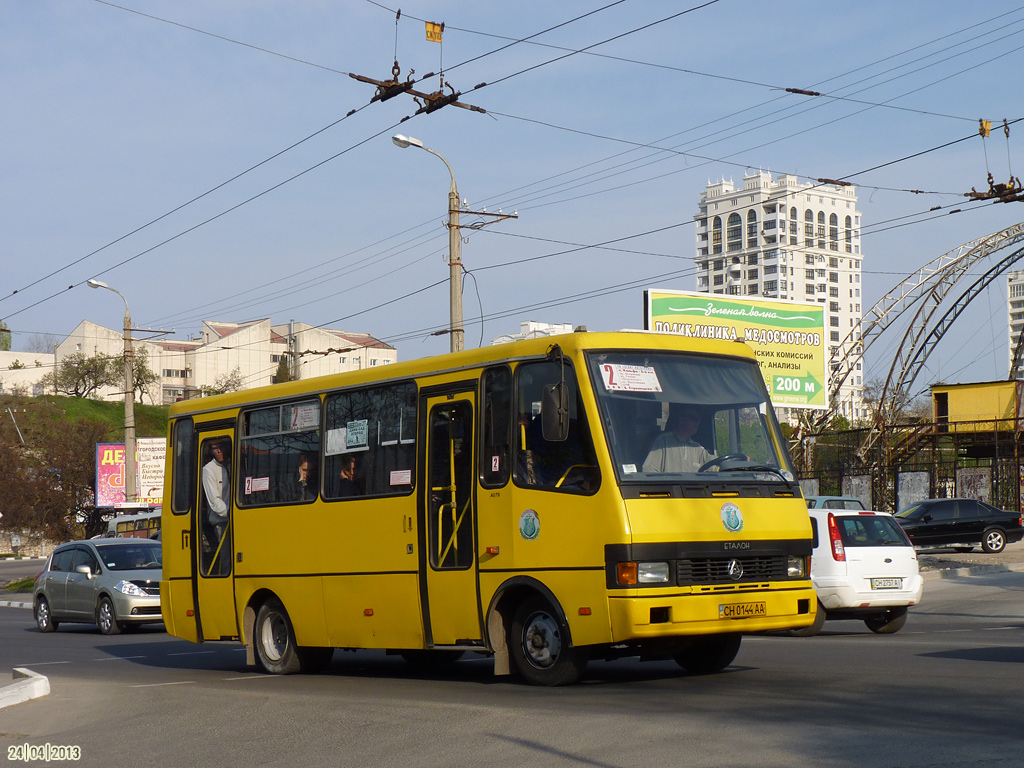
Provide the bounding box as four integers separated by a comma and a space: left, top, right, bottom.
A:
116, 580, 147, 596
787, 555, 807, 578
637, 561, 671, 583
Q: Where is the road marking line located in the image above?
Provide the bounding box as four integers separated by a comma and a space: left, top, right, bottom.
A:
94, 655, 147, 661
15, 661, 69, 666
129, 681, 195, 688
223, 675, 282, 681
167, 650, 217, 656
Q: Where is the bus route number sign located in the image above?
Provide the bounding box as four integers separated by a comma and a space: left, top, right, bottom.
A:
600, 364, 662, 393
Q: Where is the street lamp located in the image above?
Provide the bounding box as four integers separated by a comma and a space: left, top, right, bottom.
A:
392, 134, 464, 352
87, 278, 137, 505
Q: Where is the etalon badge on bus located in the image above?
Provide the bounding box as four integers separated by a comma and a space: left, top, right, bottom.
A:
519, 509, 540, 540
720, 503, 744, 533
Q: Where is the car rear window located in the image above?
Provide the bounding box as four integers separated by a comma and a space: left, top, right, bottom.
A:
835, 515, 910, 547
97, 543, 163, 570
823, 498, 866, 510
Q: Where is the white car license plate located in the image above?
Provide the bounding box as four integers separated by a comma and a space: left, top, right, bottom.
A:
719, 601, 766, 619
870, 578, 902, 590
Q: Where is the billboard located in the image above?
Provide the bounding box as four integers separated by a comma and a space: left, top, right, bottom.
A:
95, 437, 165, 509
644, 289, 827, 410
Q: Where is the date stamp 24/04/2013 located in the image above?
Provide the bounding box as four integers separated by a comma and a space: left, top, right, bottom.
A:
7, 744, 81, 762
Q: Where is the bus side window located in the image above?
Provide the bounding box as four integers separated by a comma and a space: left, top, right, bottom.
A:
514, 361, 599, 494
171, 418, 195, 516
324, 381, 417, 499
238, 400, 320, 507
480, 366, 512, 488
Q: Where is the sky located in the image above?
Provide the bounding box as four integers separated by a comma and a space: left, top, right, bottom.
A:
3, 0, 1024, 398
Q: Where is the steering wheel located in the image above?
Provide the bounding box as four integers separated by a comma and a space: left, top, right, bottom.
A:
697, 453, 748, 473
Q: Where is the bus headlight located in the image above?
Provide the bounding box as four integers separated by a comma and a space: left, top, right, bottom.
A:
787, 556, 807, 578
616, 562, 671, 585
637, 562, 670, 583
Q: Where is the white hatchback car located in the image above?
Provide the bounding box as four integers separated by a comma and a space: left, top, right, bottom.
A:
793, 507, 924, 636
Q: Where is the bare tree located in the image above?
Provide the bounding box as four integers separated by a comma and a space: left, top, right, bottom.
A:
23, 333, 60, 354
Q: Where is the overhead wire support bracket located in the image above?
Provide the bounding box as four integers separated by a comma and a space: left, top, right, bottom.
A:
459, 208, 518, 232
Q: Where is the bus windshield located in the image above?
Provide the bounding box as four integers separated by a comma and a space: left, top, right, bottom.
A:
586, 350, 795, 484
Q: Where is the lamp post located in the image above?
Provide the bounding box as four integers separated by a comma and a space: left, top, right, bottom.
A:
391, 134, 464, 352
87, 279, 137, 505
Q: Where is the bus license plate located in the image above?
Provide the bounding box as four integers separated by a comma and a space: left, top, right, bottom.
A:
871, 578, 902, 589
719, 601, 766, 619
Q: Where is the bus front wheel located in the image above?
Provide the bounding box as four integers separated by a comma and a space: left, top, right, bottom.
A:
254, 597, 303, 674
509, 596, 586, 686
671, 633, 742, 674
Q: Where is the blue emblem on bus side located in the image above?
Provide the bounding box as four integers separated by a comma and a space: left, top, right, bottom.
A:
721, 503, 744, 533
519, 509, 540, 540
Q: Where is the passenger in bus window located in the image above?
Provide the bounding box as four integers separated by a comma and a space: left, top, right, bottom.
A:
334, 454, 361, 497
642, 404, 714, 474
203, 440, 231, 545
280, 453, 316, 502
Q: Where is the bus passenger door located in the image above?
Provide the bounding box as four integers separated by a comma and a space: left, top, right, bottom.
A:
194, 433, 238, 641
423, 394, 482, 645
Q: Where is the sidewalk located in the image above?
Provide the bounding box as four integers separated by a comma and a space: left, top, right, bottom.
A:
917, 539, 1024, 579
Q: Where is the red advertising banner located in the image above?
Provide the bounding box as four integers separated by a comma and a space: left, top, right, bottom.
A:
95, 439, 165, 509
96, 443, 127, 508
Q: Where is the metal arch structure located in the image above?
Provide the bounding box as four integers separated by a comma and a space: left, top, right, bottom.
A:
816, 222, 1024, 429
792, 222, 1024, 466
858, 243, 1024, 458
871, 236, 1024, 427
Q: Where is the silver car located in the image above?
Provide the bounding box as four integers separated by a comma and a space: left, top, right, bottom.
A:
33, 539, 162, 634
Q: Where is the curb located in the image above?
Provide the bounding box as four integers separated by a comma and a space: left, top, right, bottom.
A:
922, 562, 1024, 581
0, 668, 50, 710
0, 599, 32, 609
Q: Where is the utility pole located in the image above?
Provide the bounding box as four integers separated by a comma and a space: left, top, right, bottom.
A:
289, 319, 299, 379
447, 176, 463, 352
122, 302, 136, 504
88, 279, 136, 505
392, 133, 516, 353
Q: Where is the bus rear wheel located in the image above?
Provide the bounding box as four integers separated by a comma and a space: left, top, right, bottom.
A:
671, 633, 742, 674
509, 596, 586, 686
254, 597, 305, 674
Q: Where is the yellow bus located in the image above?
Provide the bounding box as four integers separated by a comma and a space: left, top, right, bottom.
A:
160, 331, 815, 685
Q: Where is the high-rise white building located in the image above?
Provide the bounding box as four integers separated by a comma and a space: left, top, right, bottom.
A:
1008, 270, 1024, 379
693, 171, 867, 421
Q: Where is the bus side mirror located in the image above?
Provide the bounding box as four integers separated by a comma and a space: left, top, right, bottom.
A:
541, 383, 570, 442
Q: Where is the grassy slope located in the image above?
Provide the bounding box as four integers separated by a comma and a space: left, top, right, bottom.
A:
5, 394, 168, 440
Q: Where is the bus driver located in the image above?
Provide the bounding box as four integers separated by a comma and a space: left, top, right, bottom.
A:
642, 404, 714, 474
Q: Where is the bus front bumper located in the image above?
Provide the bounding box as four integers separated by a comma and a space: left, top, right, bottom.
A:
606, 584, 817, 639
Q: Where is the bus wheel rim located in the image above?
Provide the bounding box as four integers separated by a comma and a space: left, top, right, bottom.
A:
261, 613, 288, 661
523, 611, 561, 669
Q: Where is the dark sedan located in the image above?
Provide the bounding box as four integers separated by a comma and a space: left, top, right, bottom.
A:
894, 498, 1024, 553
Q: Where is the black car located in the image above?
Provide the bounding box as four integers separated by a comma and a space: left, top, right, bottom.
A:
894, 498, 1024, 553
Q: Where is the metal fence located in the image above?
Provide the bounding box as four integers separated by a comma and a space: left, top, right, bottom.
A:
796, 418, 1023, 512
